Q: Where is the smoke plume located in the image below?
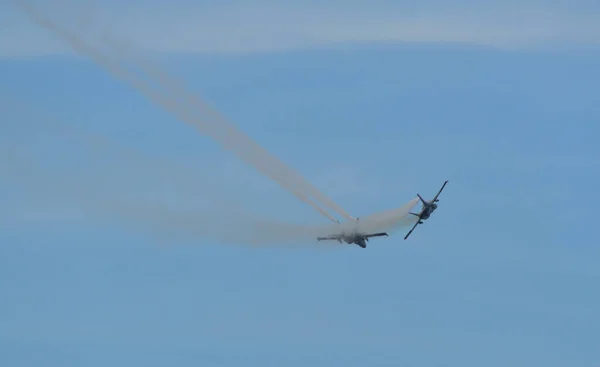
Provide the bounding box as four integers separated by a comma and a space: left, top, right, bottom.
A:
1, 99, 341, 247
13, 0, 353, 224
7, 1, 421, 247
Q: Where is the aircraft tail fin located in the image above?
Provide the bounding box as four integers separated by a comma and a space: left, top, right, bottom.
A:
417, 194, 426, 205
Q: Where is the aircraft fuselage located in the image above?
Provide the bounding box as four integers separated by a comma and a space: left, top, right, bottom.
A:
420, 202, 438, 220
404, 180, 448, 240
353, 237, 367, 248
341, 235, 367, 248
316, 218, 387, 248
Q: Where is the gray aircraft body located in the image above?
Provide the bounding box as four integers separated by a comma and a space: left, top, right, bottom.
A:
317, 218, 388, 248
404, 180, 448, 240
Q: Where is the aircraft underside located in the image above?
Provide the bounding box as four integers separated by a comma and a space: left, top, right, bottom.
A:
404, 180, 448, 240
316, 218, 389, 248
354, 239, 367, 248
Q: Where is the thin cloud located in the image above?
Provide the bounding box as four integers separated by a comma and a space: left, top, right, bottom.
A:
2, 1, 600, 58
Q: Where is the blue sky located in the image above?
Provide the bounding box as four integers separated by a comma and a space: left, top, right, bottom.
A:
1, 1, 599, 366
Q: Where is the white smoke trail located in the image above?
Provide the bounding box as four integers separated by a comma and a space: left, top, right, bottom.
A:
13, 0, 352, 224
102, 35, 354, 222
357, 197, 420, 234
2, 120, 418, 248
323, 197, 420, 237
10, 1, 421, 247
108, 200, 339, 247
1, 99, 340, 246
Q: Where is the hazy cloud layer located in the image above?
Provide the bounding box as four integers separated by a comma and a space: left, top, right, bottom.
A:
2, 0, 600, 58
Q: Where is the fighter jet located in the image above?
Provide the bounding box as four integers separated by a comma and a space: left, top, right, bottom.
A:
404, 180, 448, 240
317, 218, 388, 248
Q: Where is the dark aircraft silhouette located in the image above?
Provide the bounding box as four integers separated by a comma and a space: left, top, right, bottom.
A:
317, 218, 388, 248
404, 180, 448, 240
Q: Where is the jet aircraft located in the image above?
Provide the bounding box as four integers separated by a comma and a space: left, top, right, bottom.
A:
404, 180, 448, 240
317, 218, 388, 248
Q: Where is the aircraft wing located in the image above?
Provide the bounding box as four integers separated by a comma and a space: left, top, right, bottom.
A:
365, 232, 388, 238
432, 180, 449, 202
317, 235, 342, 241
403, 221, 420, 240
